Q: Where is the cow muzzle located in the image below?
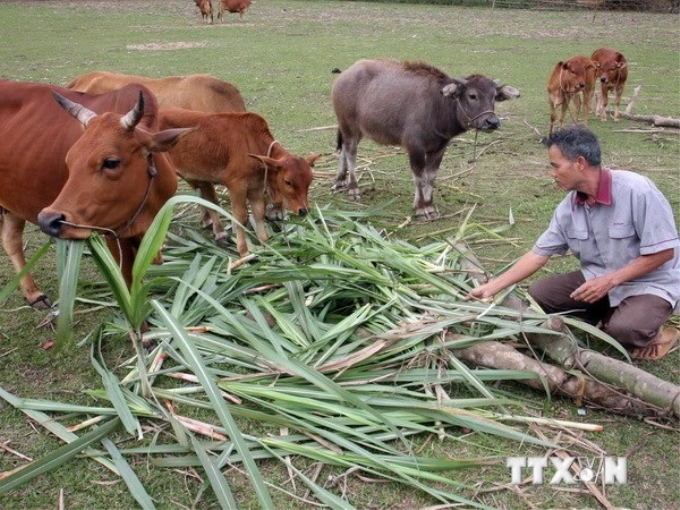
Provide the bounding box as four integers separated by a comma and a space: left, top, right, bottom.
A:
37, 211, 66, 238
481, 116, 500, 131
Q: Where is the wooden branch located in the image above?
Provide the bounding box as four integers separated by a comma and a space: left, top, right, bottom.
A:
619, 85, 680, 128
525, 316, 680, 418
624, 85, 641, 114
619, 112, 680, 128
455, 241, 680, 419
451, 339, 655, 417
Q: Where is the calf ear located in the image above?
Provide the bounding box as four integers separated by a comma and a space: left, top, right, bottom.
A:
150, 127, 194, 153
496, 85, 520, 101
248, 153, 280, 171
306, 153, 321, 167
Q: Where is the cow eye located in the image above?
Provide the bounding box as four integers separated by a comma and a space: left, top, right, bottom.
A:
285, 179, 292, 187
468, 92, 478, 100
102, 159, 121, 171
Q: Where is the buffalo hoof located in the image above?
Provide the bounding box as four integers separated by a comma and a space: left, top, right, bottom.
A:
29, 294, 52, 309
347, 188, 361, 201
331, 180, 348, 192
414, 208, 440, 222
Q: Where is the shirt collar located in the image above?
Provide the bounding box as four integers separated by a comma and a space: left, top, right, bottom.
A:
574, 167, 612, 206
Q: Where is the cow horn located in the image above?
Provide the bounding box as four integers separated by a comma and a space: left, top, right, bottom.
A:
52, 92, 97, 127
120, 91, 145, 131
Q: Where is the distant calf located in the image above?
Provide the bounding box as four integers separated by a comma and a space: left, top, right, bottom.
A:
217, 0, 251, 20
332, 59, 519, 221
591, 48, 628, 122
547, 56, 597, 135
158, 108, 318, 256
194, 0, 214, 24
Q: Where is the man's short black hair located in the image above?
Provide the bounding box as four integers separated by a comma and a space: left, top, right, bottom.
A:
543, 126, 602, 166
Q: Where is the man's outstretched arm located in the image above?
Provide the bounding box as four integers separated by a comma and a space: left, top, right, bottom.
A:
465, 251, 551, 301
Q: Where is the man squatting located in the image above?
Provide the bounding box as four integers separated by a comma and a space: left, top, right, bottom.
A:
466, 126, 679, 360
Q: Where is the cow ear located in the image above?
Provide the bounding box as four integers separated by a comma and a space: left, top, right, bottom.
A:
306, 153, 321, 167
496, 85, 520, 102
149, 127, 194, 153
248, 153, 280, 171
441, 82, 461, 97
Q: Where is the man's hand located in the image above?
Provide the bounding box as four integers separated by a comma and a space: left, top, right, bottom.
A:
570, 275, 615, 303
465, 282, 496, 302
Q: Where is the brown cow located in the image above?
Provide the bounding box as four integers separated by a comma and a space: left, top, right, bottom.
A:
194, 0, 214, 24
67, 71, 246, 113
547, 55, 597, 135
591, 48, 628, 122
217, 0, 252, 21
0, 80, 187, 307
67, 71, 247, 231
158, 107, 318, 256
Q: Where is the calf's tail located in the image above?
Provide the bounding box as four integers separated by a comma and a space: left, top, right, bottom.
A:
336, 130, 343, 152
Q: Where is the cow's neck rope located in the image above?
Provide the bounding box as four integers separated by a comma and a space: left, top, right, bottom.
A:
559, 67, 568, 93
57, 156, 158, 263
262, 140, 280, 197
613, 62, 627, 84
455, 99, 495, 130
453, 100, 494, 160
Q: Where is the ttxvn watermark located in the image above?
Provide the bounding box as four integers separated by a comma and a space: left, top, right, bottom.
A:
507, 456, 627, 485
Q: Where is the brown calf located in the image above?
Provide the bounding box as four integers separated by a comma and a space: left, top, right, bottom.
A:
547, 56, 597, 135
591, 48, 628, 122
217, 0, 251, 21
194, 0, 214, 24
158, 108, 318, 256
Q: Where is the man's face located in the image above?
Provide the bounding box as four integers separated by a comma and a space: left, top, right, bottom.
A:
548, 145, 579, 191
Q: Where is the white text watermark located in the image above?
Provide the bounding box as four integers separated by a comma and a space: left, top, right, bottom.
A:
507, 456, 627, 485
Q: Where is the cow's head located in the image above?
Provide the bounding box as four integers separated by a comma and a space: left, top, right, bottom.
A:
249, 152, 319, 216
37, 92, 190, 240
558, 57, 597, 93
441, 75, 520, 131
598, 56, 627, 84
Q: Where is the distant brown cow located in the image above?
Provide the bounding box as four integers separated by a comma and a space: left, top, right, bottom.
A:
591, 48, 628, 122
547, 56, 597, 135
67, 71, 246, 113
194, 0, 214, 24
158, 108, 318, 256
217, 0, 251, 21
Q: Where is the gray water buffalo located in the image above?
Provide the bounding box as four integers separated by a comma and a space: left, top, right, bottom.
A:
331, 59, 520, 220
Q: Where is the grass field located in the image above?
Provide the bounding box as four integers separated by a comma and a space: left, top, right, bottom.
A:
0, 1, 678, 508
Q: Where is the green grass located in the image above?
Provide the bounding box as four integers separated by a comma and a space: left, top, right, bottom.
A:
0, 1, 678, 509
